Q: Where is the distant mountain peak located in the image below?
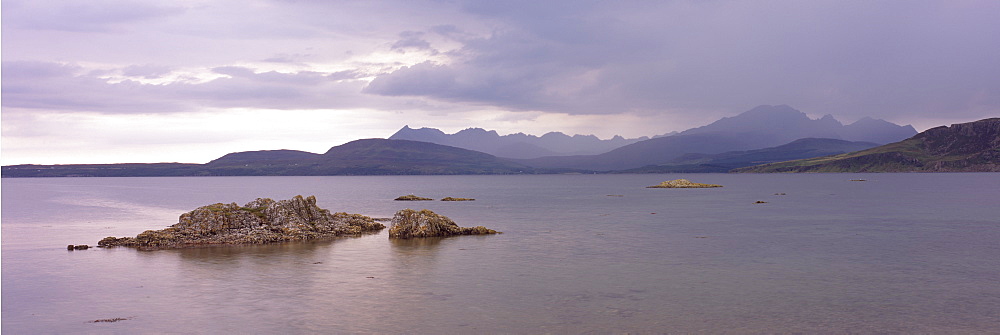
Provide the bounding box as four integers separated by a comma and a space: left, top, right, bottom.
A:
680, 105, 914, 145
389, 126, 646, 159
739, 104, 809, 118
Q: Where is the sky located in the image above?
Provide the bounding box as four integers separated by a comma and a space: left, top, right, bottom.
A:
2, 0, 998, 165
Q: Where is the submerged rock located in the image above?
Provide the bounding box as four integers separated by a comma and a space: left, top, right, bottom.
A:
388, 209, 499, 239
98, 195, 384, 250
646, 179, 723, 188
394, 195, 434, 201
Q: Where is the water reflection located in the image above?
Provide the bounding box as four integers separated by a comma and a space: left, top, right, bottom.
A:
386, 236, 446, 278
121, 234, 396, 333
169, 240, 330, 263
389, 236, 445, 248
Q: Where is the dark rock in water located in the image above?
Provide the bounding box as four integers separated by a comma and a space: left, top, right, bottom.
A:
89, 317, 131, 323
68, 244, 90, 250
394, 194, 434, 201
388, 209, 499, 239
98, 195, 384, 250
440, 197, 475, 201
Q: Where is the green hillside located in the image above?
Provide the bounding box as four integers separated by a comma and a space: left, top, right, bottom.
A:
734, 118, 1000, 173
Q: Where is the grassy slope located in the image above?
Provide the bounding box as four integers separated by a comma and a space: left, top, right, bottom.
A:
734, 119, 1000, 172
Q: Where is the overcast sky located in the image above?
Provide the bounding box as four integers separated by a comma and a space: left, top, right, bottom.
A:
3, 0, 998, 164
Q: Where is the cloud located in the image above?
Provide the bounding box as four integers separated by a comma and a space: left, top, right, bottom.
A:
3, 0, 999, 164
391, 31, 436, 53
1, 60, 435, 114
1, 0, 184, 32
122, 64, 175, 79
362, 0, 1000, 122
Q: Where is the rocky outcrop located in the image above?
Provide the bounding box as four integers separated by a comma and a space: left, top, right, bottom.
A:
646, 179, 723, 188
98, 195, 384, 250
388, 209, 499, 239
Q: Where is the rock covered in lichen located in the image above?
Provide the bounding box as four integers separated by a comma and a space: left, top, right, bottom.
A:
98, 195, 384, 250
388, 209, 499, 239
646, 179, 723, 188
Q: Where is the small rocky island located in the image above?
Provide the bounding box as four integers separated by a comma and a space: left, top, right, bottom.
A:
394, 195, 434, 201
98, 195, 384, 250
646, 179, 723, 188
388, 209, 499, 239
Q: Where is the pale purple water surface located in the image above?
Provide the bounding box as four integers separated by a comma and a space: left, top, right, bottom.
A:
3, 174, 999, 333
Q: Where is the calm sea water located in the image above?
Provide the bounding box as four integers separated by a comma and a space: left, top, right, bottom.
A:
2, 174, 999, 333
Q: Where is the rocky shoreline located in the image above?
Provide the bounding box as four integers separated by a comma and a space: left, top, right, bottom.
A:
98, 195, 385, 250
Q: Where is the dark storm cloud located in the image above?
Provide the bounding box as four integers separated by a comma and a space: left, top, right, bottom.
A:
365, 0, 1000, 121
3, 0, 998, 124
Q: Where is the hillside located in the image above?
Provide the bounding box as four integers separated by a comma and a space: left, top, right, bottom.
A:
619, 138, 880, 173
198, 139, 536, 176
1, 139, 534, 177
0, 163, 205, 178
734, 118, 1000, 173
207, 150, 322, 166
317, 139, 532, 175
516, 133, 747, 171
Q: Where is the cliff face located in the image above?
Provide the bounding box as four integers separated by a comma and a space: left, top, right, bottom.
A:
98, 195, 384, 249
734, 118, 1000, 173
917, 119, 1000, 156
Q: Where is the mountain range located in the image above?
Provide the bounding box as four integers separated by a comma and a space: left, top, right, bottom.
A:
389, 126, 650, 159
389, 105, 915, 160
678, 105, 916, 146
11, 105, 982, 177
511, 105, 916, 171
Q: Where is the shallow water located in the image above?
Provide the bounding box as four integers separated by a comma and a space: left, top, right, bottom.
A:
3, 174, 1000, 333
